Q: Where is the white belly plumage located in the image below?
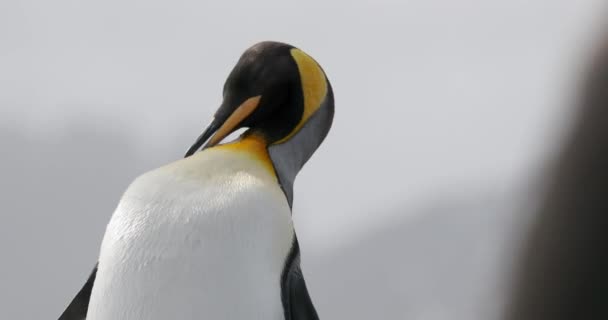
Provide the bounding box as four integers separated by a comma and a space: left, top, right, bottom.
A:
87, 149, 294, 320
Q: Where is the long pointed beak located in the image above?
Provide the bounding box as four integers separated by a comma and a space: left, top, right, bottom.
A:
184, 95, 261, 157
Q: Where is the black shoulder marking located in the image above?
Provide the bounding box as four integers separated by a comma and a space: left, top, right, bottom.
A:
281, 237, 319, 320
58, 264, 98, 320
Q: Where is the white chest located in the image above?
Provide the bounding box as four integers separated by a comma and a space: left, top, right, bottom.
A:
87, 150, 294, 320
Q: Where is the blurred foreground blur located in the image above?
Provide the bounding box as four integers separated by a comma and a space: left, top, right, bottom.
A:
505, 31, 608, 320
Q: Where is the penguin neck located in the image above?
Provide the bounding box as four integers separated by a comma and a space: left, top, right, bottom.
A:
213, 133, 276, 177
215, 129, 301, 209
267, 86, 335, 208
217, 107, 332, 208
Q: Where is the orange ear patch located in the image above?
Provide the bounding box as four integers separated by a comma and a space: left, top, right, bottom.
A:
273, 48, 328, 145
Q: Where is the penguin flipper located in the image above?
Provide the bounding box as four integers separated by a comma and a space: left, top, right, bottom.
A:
58, 264, 97, 320
282, 238, 319, 320
286, 265, 319, 320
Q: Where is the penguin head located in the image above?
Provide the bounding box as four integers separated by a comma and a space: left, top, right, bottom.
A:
185, 41, 334, 204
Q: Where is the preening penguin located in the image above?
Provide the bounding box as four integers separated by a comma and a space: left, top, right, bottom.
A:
58, 41, 333, 320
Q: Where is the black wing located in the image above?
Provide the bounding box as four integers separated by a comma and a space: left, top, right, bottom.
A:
58, 264, 98, 320
281, 238, 319, 320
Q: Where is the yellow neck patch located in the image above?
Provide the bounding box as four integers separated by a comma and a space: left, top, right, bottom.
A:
214, 133, 276, 177
273, 48, 328, 145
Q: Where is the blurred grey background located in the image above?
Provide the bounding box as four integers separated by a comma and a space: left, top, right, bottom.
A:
1, 0, 607, 319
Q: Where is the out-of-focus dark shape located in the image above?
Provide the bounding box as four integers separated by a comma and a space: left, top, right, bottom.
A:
505, 32, 608, 320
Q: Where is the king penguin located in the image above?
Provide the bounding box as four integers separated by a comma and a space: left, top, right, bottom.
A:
58, 41, 334, 320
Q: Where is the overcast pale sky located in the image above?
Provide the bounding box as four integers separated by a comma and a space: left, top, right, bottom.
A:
3, 0, 604, 245
1, 0, 606, 318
